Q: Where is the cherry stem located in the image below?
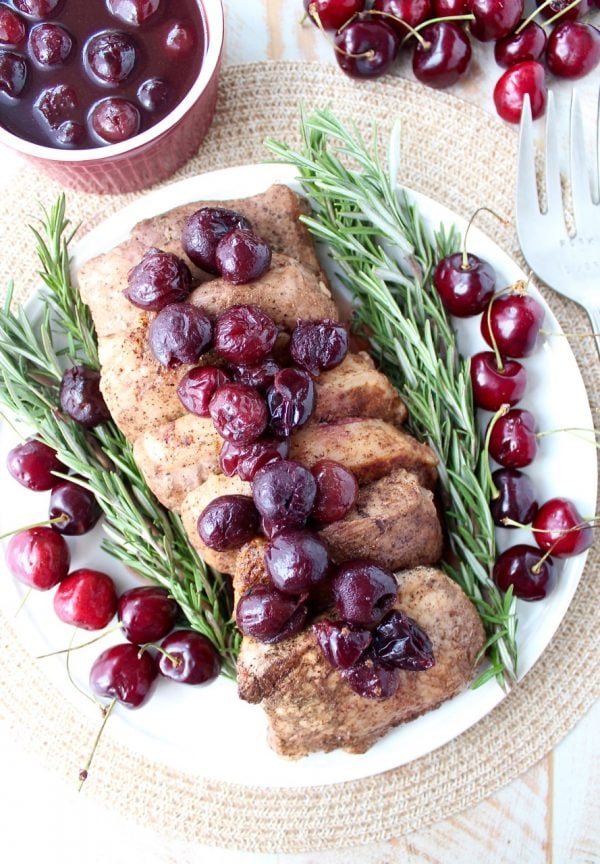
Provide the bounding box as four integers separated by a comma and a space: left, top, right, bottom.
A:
138, 642, 182, 667
545, 0, 583, 26
79, 697, 116, 791
0, 513, 69, 541
307, 4, 376, 59
540, 329, 600, 339
400, 13, 475, 46
14, 586, 32, 617
531, 547, 553, 574
516, 0, 581, 32
484, 294, 505, 373
536, 426, 600, 443
36, 624, 121, 659
461, 207, 509, 271
501, 516, 600, 532
0, 411, 25, 441
65, 626, 103, 707
366, 9, 431, 49
483, 403, 510, 498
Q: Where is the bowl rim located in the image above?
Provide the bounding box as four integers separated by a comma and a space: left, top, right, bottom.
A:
0, 0, 224, 162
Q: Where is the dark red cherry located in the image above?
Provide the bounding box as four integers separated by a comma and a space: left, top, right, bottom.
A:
164, 21, 195, 56
181, 207, 252, 274
433, 253, 496, 317
290, 319, 348, 376
267, 367, 316, 438
470, 352, 527, 411
137, 77, 170, 112
117, 586, 179, 644
481, 292, 544, 357
313, 619, 372, 669
236, 584, 308, 643
546, 22, 600, 80
59, 366, 111, 428
494, 21, 547, 67
265, 528, 330, 594
5, 527, 70, 590
214, 304, 278, 365
177, 366, 230, 416
90, 643, 158, 708
86, 31, 136, 85
372, 609, 435, 670
148, 303, 213, 368
412, 22, 472, 89
197, 495, 259, 551
54, 569, 118, 631
215, 230, 272, 285
488, 408, 538, 468
252, 460, 317, 534
332, 559, 397, 626
30, 23, 72, 65
470, 0, 524, 42
124, 248, 192, 310
49, 478, 102, 535
304, 0, 365, 30
55, 120, 85, 147
6, 438, 66, 491
432, 0, 468, 11
372, 0, 432, 36
13, 0, 59, 18
311, 459, 358, 524
493, 60, 547, 124
108, 0, 162, 26
0, 8, 26, 45
0, 50, 27, 97
158, 630, 220, 684
209, 383, 268, 444
35, 84, 77, 128
535, 0, 591, 20
341, 650, 400, 698
493, 544, 556, 600
532, 498, 592, 558
230, 358, 282, 392
491, 468, 538, 527
91, 98, 140, 143
334, 18, 400, 79
219, 436, 289, 481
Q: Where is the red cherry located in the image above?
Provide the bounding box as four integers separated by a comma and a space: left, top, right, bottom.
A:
488, 408, 538, 468
53, 569, 118, 631
6, 438, 66, 491
481, 292, 544, 358
334, 18, 400, 79
535, 0, 592, 20
5, 527, 70, 590
490, 468, 539, 528
546, 22, 600, 80
494, 21, 547, 67
0, 8, 26, 45
470, 352, 527, 411
304, 0, 365, 30
493, 544, 556, 600
412, 22, 472, 89
470, 0, 524, 42
493, 60, 547, 124
313, 619, 372, 669
311, 459, 358, 524
433, 253, 496, 317
158, 630, 220, 684
372, 0, 432, 36
532, 498, 593, 558
117, 586, 179, 644
90, 643, 158, 708
432, 0, 468, 11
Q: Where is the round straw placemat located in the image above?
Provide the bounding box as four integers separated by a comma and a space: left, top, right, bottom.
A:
0, 62, 598, 854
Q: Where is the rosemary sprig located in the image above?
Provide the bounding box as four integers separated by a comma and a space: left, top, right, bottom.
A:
0, 198, 239, 678
266, 110, 518, 687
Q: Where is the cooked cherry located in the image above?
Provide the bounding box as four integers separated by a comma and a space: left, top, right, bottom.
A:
209, 383, 268, 444
13, 0, 59, 17
148, 303, 213, 368
177, 366, 230, 416
433, 253, 496, 317
215, 229, 272, 284
311, 459, 358, 524
60, 365, 111, 428
5, 527, 70, 590
0, 8, 26, 45
236, 584, 308, 643
35, 84, 77, 128
219, 436, 289, 481
90, 643, 158, 708
267, 367, 316, 438
290, 319, 349, 376
470, 0, 524, 42
372, 609, 435, 670
181, 207, 252, 274
546, 22, 600, 80
158, 630, 221, 684
124, 247, 192, 311
412, 22, 472, 89
54, 569, 118, 630
107, 0, 162, 26
481, 292, 544, 357
488, 408, 537, 468
0, 50, 27, 97
214, 304, 278, 365
470, 352, 527, 411
493, 544, 556, 600
532, 498, 592, 558
164, 21, 195, 56
86, 31, 136, 85
493, 60, 547, 124
137, 77, 170, 112
30, 23, 72, 65
197, 494, 259, 551
56, 120, 85, 146
252, 460, 317, 534
313, 619, 372, 669
332, 559, 397, 626
491, 468, 538, 527
304, 0, 365, 30
6, 438, 66, 491
341, 651, 400, 698
334, 18, 399, 79
91, 98, 140, 143
231, 358, 282, 392
265, 528, 330, 594
535, 0, 591, 20
49, 478, 102, 535
117, 586, 179, 644
372, 0, 431, 36
494, 21, 547, 67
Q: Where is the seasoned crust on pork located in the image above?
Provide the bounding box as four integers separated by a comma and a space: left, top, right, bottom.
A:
315, 352, 407, 426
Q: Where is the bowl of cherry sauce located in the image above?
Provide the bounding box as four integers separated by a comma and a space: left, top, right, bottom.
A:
0, 0, 224, 194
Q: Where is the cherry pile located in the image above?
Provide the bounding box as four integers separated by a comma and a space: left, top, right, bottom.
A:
302, 0, 600, 123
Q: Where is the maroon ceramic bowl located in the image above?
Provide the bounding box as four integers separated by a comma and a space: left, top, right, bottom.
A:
0, 0, 224, 195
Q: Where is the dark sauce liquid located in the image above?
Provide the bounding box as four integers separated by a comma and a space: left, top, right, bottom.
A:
0, 0, 205, 149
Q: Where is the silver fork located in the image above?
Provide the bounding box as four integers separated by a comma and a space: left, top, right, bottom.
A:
516, 90, 600, 359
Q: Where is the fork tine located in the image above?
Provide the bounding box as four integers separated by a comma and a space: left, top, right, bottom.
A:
516, 95, 541, 231
543, 91, 566, 228
569, 90, 596, 233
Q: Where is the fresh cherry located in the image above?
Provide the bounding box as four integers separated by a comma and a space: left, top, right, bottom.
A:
493, 60, 547, 124
470, 0, 524, 42
266, 367, 316, 438
158, 630, 221, 684
545, 22, 600, 80
236, 584, 308, 643
493, 544, 556, 600
490, 468, 538, 527
181, 207, 252, 274
434, 253, 496, 317
341, 651, 400, 698
332, 559, 397, 626
488, 408, 538, 468
215, 230, 272, 285
532, 498, 593, 558
432, 0, 468, 11
470, 352, 527, 411
372, 0, 432, 36
5, 527, 70, 590
481, 292, 544, 357
90, 643, 158, 708
214, 304, 278, 365
197, 494, 259, 551
30, 23, 72, 66
265, 528, 330, 594
290, 319, 348, 376
60, 366, 111, 428
0, 7, 26, 45
412, 22, 472, 89
124, 247, 192, 310
494, 21, 547, 67
0, 50, 27, 97
54, 569, 118, 630
86, 31, 136, 85
148, 303, 213, 368
372, 609, 435, 670
313, 619, 372, 669
177, 366, 230, 416
219, 436, 289, 482
311, 459, 358, 524
90, 98, 140, 143
209, 383, 268, 444
117, 586, 179, 644
334, 18, 400, 79
535, 0, 592, 20
6, 438, 66, 491
49, 478, 102, 535
252, 460, 317, 534
304, 0, 365, 30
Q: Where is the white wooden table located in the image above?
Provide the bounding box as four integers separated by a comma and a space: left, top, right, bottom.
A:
0, 2, 598, 862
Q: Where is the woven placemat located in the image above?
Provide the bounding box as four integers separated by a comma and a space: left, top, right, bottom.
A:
0, 62, 598, 854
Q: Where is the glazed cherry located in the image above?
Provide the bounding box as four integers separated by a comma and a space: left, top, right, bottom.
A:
290, 319, 348, 376
491, 468, 538, 527
265, 529, 330, 595
470, 352, 527, 411
108, 0, 162, 26
209, 383, 268, 444
236, 584, 308, 643
334, 18, 400, 79
342, 651, 400, 699
197, 494, 259, 551
372, 610, 435, 670
137, 77, 170, 112
470, 0, 524, 42
332, 559, 397, 626
164, 21, 195, 56
488, 408, 538, 468
313, 619, 372, 669
432, 0, 468, 11
158, 630, 221, 684
311, 459, 358, 524
36, 84, 77, 128
494, 22, 547, 67
5, 527, 70, 590
304, 0, 365, 30
535, 0, 592, 20
118, 586, 179, 644
0, 50, 27, 97
86, 31, 136, 85
481, 292, 544, 357
214, 229, 272, 285
54, 569, 118, 630
372, 0, 432, 36
0, 8, 26, 45
177, 366, 230, 416
267, 367, 316, 437
13, 0, 60, 17
546, 22, 600, 80
181, 207, 252, 274
214, 304, 278, 365
6, 438, 66, 491
124, 247, 192, 310
493, 544, 556, 600
49, 478, 102, 535
493, 60, 547, 124
219, 436, 289, 481
91, 98, 140, 143
60, 366, 111, 428
412, 23, 472, 89
148, 303, 213, 368
252, 460, 317, 534
90, 643, 158, 708
532, 498, 593, 558
231, 358, 281, 392
56, 120, 85, 147
30, 23, 72, 66
433, 253, 495, 317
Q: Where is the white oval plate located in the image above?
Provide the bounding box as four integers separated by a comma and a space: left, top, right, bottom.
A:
0, 164, 596, 789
